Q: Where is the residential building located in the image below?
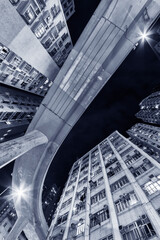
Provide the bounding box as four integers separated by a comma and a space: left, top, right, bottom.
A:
60, 0, 75, 21
0, 41, 55, 97
48, 130, 160, 240
8, 0, 73, 67
136, 91, 160, 125
0, 0, 73, 96
0, 84, 42, 142
127, 123, 160, 162
0, 188, 27, 239
42, 184, 60, 226
0, 1, 60, 96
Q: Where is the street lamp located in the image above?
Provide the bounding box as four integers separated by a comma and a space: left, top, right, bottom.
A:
11, 184, 31, 202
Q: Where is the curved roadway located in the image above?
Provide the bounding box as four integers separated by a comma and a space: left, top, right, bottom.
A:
11, 0, 160, 239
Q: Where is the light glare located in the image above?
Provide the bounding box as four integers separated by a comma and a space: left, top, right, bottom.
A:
11, 184, 31, 203
139, 30, 149, 42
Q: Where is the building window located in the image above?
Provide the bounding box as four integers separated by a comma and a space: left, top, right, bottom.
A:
44, 13, 52, 26
78, 176, 87, 187
11, 56, 22, 67
91, 189, 106, 205
110, 176, 129, 192
0, 73, 8, 82
22, 63, 32, 73
21, 82, 28, 89
129, 159, 153, 178
9, 0, 20, 5
57, 21, 65, 32
43, 38, 53, 49
65, 42, 71, 49
11, 112, 21, 120
119, 215, 156, 240
65, 186, 75, 196
51, 4, 61, 18
50, 27, 58, 39
61, 198, 72, 209
68, 176, 77, 187
90, 207, 109, 228
143, 174, 160, 195
34, 23, 46, 39
0, 45, 10, 59
115, 192, 138, 213
76, 218, 84, 236
23, 6, 36, 25
56, 212, 68, 226
93, 166, 102, 176
99, 235, 113, 240
2, 112, 13, 120
49, 48, 57, 57
107, 162, 122, 178
89, 176, 103, 191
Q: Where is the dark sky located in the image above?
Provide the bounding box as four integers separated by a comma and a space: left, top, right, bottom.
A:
0, 0, 160, 197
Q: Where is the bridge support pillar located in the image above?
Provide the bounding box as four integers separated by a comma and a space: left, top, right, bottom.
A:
0, 130, 48, 169
5, 216, 29, 240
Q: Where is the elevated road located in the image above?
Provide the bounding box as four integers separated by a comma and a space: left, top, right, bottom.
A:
9, 0, 160, 239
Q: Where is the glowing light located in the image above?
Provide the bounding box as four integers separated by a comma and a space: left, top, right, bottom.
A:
6, 121, 11, 125
140, 32, 148, 41
138, 30, 151, 43
11, 184, 31, 203
15, 187, 25, 198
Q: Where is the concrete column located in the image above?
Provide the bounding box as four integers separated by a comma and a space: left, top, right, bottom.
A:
5, 216, 29, 240
84, 152, 91, 240
47, 166, 74, 240
62, 159, 82, 240
98, 145, 122, 240
0, 130, 48, 169
108, 137, 160, 238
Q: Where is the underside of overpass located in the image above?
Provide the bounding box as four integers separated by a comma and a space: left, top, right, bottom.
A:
1, 0, 160, 239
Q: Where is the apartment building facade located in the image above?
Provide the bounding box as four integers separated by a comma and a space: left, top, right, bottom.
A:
0, 0, 73, 96
47, 131, 160, 240
0, 85, 42, 142
60, 0, 75, 21
127, 123, 160, 162
0, 42, 53, 97
8, 0, 73, 67
136, 91, 160, 125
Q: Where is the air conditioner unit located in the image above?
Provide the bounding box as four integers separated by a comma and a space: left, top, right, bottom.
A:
141, 214, 146, 220
119, 225, 124, 231
90, 172, 94, 177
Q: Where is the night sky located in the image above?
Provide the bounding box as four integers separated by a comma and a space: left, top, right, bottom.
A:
0, 0, 160, 198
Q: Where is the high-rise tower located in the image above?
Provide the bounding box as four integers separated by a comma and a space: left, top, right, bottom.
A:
48, 130, 160, 240
136, 91, 160, 125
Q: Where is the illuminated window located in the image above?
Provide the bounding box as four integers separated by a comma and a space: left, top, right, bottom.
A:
23, 6, 36, 25
34, 23, 46, 39
76, 219, 84, 235
144, 175, 160, 195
